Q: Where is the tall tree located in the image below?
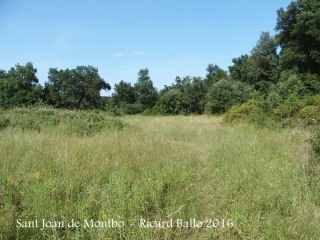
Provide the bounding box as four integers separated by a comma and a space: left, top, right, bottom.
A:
229, 55, 250, 82
134, 68, 158, 109
112, 80, 135, 105
276, 0, 320, 74
158, 76, 206, 114
44, 66, 110, 109
0, 62, 42, 108
183, 76, 206, 114
205, 64, 228, 88
247, 32, 279, 86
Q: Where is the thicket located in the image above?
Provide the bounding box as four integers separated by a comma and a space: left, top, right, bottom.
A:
0, 107, 126, 136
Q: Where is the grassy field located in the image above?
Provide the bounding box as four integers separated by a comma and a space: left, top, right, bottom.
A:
0, 113, 319, 239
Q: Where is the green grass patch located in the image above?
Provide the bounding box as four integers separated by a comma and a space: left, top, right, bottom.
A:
0, 114, 319, 239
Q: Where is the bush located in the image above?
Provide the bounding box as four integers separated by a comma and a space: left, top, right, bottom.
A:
122, 103, 144, 115
224, 100, 263, 123
156, 89, 185, 115
298, 106, 320, 125
271, 95, 320, 126
0, 115, 9, 130
206, 79, 252, 114
272, 95, 305, 120
300, 95, 320, 106
53, 110, 126, 136
224, 100, 282, 128
142, 105, 164, 116
2, 107, 127, 136
277, 73, 305, 99
300, 74, 320, 96
275, 72, 320, 100
264, 91, 283, 110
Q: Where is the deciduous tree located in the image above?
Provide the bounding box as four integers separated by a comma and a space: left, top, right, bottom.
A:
44, 66, 110, 109
276, 0, 320, 74
0, 62, 42, 108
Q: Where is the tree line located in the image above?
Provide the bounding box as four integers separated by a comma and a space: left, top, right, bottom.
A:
1, 0, 319, 118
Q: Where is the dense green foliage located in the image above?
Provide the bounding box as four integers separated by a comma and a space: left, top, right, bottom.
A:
1, 1, 319, 120
134, 68, 158, 109
112, 80, 136, 106
107, 69, 158, 114
44, 66, 110, 109
153, 76, 206, 115
205, 79, 252, 114
276, 0, 320, 74
0, 63, 42, 108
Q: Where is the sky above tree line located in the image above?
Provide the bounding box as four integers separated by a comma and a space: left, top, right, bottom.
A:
0, 0, 292, 95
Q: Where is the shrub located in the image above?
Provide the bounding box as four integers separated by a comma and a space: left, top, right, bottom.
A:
59, 111, 126, 136
224, 100, 263, 123
272, 95, 305, 120
0, 115, 9, 130
270, 95, 320, 126
2, 107, 127, 136
300, 95, 320, 106
298, 106, 320, 125
106, 119, 126, 130
206, 79, 252, 114
264, 91, 283, 110
300, 74, 320, 96
156, 89, 185, 115
122, 103, 144, 115
277, 73, 305, 99
142, 105, 164, 116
